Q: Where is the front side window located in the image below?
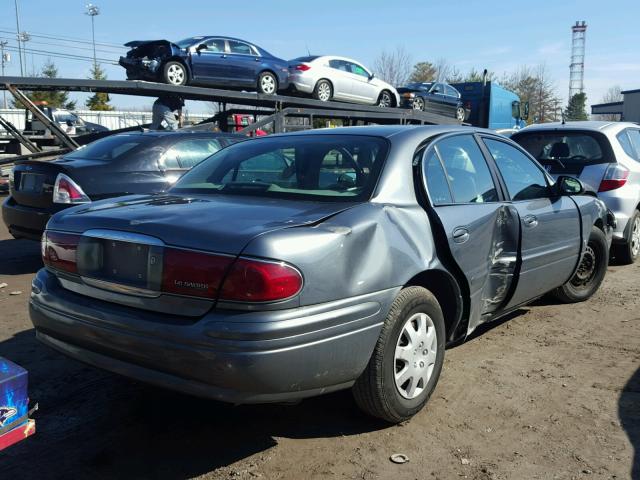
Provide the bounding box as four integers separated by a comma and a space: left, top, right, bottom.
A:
204, 38, 225, 52
162, 139, 223, 170
434, 135, 498, 203
171, 135, 388, 201
483, 138, 549, 201
349, 62, 369, 78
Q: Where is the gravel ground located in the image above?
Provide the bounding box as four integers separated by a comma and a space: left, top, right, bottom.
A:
0, 217, 638, 480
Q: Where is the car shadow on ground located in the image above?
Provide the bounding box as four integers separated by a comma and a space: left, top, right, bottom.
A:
0, 237, 42, 275
0, 329, 388, 480
619, 366, 640, 479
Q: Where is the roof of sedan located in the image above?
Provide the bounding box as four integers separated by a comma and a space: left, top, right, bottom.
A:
276, 124, 494, 139
516, 121, 638, 134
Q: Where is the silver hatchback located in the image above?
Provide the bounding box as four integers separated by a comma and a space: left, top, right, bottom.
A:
513, 121, 640, 263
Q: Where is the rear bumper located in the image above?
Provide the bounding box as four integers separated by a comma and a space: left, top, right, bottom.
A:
288, 74, 315, 94
1, 195, 64, 240
29, 268, 396, 403
598, 187, 639, 242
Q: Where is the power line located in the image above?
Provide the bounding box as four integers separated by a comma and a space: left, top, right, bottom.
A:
3, 45, 118, 65
0, 27, 125, 49
0, 36, 124, 55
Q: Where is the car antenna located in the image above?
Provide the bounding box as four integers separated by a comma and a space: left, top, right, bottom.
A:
561, 111, 566, 125
306, 44, 311, 56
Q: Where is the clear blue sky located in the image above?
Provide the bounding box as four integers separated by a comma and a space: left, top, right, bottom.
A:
0, 0, 637, 112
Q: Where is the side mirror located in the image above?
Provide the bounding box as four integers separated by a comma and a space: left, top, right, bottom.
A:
556, 175, 585, 196
196, 44, 207, 52
523, 102, 530, 120
368, 73, 375, 80
511, 101, 521, 119
66, 120, 74, 127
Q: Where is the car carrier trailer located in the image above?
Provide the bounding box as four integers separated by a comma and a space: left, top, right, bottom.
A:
0, 75, 463, 166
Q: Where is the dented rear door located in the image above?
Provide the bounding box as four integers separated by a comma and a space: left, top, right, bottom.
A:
421, 134, 520, 331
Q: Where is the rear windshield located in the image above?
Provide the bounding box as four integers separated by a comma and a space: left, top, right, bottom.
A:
290, 56, 319, 63
65, 135, 152, 161
513, 131, 612, 165
170, 135, 389, 202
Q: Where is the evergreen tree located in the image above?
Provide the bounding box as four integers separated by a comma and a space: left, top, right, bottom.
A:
408, 62, 436, 83
12, 60, 76, 109
86, 64, 113, 111
565, 92, 588, 121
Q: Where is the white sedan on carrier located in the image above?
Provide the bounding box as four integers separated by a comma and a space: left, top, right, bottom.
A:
288, 55, 400, 108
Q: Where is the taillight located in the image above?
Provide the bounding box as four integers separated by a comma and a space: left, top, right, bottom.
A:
220, 258, 303, 302
42, 230, 81, 273
53, 173, 90, 204
293, 64, 311, 72
598, 164, 629, 192
161, 248, 234, 299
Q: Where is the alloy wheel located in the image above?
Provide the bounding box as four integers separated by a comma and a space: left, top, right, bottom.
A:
632, 217, 640, 257
167, 64, 185, 85
394, 312, 438, 400
413, 98, 425, 111
317, 82, 331, 101
260, 74, 276, 94
378, 92, 392, 108
456, 107, 466, 121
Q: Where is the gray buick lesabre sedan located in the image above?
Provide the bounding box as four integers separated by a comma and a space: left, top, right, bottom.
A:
31, 125, 613, 422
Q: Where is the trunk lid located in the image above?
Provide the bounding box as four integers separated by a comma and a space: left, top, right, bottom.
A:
47, 193, 356, 255
11, 160, 67, 209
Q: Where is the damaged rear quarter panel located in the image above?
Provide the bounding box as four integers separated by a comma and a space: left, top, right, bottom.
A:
241, 201, 447, 311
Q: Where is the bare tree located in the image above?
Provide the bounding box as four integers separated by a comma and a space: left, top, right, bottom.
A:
373, 46, 412, 87
433, 57, 452, 82
593, 85, 623, 121
501, 64, 560, 123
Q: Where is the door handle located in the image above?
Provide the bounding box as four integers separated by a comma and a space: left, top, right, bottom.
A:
221, 54, 227, 59
523, 215, 538, 228
452, 227, 470, 244
255, 57, 260, 61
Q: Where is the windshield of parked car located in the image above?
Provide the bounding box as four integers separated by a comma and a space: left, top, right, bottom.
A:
175, 37, 205, 48
513, 131, 612, 165
65, 135, 153, 161
171, 135, 389, 201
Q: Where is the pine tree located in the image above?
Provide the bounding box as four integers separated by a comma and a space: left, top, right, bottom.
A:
408, 62, 436, 83
85, 64, 113, 111
565, 92, 588, 121
12, 60, 76, 109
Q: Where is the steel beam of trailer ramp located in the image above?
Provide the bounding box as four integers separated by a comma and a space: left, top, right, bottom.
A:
0, 76, 461, 126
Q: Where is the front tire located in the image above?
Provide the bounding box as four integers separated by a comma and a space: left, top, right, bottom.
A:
413, 97, 425, 111
377, 90, 394, 108
257, 71, 278, 95
614, 209, 640, 265
162, 61, 188, 86
352, 286, 445, 423
553, 226, 608, 303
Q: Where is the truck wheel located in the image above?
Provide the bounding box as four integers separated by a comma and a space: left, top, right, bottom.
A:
455, 107, 466, 121
552, 226, 608, 303
163, 61, 188, 86
614, 209, 640, 265
257, 71, 278, 95
352, 286, 445, 423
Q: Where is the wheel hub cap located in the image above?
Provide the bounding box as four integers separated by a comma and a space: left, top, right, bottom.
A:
261, 75, 275, 94
167, 65, 184, 84
394, 312, 437, 400
319, 84, 330, 101
378, 93, 391, 108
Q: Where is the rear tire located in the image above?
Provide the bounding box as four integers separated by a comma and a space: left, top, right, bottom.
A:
257, 71, 278, 95
313, 79, 333, 102
614, 209, 640, 265
552, 226, 608, 303
162, 61, 188, 86
455, 106, 466, 121
352, 286, 445, 423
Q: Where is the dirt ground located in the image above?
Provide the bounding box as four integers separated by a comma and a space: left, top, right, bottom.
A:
0, 214, 638, 480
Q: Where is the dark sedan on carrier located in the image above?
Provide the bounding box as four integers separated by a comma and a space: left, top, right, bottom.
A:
2, 131, 244, 240
119, 36, 290, 94
398, 82, 466, 121
31, 126, 612, 422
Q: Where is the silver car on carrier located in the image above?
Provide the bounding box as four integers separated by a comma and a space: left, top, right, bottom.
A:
513, 121, 640, 263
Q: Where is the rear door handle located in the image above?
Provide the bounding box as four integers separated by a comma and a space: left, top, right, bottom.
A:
452, 227, 470, 244
523, 215, 538, 228
221, 54, 227, 59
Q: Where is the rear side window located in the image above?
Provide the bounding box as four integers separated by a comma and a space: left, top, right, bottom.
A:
423, 150, 453, 205
228, 40, 254, 55
618, 129, 640, 160
483, 138, 549, 201
162, 139, 223, 169
514, 131, 608, 165
445, 85, 459, 98
65, 135, 150, 161
434, 135, 498, 203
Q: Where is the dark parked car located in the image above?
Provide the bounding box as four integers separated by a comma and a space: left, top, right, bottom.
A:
32, 126, 612, 423
2, 131, 244, 240
119, 36, 290, 94
398, 82, 466, 121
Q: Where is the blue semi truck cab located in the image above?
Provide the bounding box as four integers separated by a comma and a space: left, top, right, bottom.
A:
451, 81, 528, 130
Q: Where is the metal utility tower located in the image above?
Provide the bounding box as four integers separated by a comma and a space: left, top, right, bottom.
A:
569, 21, 587, 100
85, 4, 100, 71
0, 41, 8, 108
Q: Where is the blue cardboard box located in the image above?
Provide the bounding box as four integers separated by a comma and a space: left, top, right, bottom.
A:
0, 357, 28, 432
